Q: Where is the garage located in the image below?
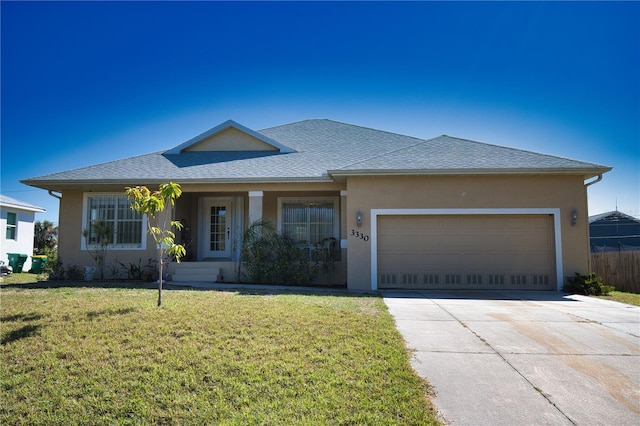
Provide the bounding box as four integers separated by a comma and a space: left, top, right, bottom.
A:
377, 214, 556, 290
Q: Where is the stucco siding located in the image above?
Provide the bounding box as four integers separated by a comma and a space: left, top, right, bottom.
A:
59, 187, 347, 284
345, 175, 590, 290
56, 175, 587, 290
184, 127, 278, 152
58, 191, 157, 273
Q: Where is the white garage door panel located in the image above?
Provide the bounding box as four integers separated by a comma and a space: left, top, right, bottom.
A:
378, 215, 556, 290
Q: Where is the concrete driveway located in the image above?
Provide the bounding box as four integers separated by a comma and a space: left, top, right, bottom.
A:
383, 290, 640, 425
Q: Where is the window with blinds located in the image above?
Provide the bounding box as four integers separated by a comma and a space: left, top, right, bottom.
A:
280, 199, 338, 245
85, 194, 144, 248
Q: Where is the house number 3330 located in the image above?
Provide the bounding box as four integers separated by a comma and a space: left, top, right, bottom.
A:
351, 229, 370, 242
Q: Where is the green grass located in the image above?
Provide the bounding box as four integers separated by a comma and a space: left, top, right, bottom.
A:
596, 290, 640, 306
1, 282, 440, 425
0, 272, 47, 285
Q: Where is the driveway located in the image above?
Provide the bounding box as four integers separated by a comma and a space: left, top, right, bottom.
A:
383, 290, 640, 425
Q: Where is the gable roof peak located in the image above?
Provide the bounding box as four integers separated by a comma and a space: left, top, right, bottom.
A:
165, 119, 295, 155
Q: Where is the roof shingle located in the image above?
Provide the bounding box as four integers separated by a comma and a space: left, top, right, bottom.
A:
22, 119, 611, 189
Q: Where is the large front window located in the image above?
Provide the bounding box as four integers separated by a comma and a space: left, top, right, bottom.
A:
84, 194, 144, 249
279, 198, 338, 245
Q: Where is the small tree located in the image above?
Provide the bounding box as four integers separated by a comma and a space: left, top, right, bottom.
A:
82, 219, 114, 279
125, 182, 186, 306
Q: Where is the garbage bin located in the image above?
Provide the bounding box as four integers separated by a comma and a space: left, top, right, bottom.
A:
31, 256, 48, 274
7, 253, 28, 273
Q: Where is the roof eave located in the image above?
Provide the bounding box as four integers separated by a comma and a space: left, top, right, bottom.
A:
20, 176, 336, 192
23, 164, 613, 191
328, 167, 613, 179
0, 203, 46, 213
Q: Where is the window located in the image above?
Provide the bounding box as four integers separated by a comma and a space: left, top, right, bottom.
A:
83, 194, 145, 249
5, 212, 17, 240
279, 198, 339, 245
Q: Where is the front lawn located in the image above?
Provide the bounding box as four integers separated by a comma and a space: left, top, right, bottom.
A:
0, 272, 46, 285
595, 290, 640, 306
1, 283, 440, 425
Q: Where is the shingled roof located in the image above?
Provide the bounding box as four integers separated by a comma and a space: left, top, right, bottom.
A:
22, 119, 611, 190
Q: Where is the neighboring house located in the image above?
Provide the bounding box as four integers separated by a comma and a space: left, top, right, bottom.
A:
22, 119, 611, 291
1, 194, 46, 272
589, 211, 640, 252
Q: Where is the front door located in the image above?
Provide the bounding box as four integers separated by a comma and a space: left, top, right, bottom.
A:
203, 199, 233, 258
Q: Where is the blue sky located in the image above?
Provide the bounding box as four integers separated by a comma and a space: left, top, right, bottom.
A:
2, 1, 638, 225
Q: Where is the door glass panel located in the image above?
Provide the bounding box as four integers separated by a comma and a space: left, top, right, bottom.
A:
210, 206, 227, 251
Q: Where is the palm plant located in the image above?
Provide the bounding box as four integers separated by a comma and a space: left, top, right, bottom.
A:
34, 220, 58, 255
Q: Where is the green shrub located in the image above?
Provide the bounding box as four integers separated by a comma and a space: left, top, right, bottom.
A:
45, 257, 65, 279
43, 259, 82, 281
564, 272, 614, 296
66, 264, 84, 281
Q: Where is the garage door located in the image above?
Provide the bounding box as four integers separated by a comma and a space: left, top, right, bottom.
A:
377, 215, 556, 290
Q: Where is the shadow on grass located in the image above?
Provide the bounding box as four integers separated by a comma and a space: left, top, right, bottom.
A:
0, 279, 369, 298
0, 313, 44, 322
1, 324, 42, 345
86, 307, 138, 319
0, 279, 581, 302
1, 311, 46, 345
159, 280, 374, 299
0, 280, 162, 291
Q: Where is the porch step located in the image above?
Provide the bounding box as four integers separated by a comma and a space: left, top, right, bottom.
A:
171, 263, 220, 283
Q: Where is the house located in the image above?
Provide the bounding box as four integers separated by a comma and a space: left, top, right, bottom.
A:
589, 211, 640, 252
22, 119, 611, 291
1, 194, 46, 272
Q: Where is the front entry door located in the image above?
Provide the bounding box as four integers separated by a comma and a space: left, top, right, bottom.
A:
203, 199, 233, 258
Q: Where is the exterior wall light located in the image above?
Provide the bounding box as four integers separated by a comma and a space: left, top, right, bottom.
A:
571, 209, 577, 226
356, 211, 363, 227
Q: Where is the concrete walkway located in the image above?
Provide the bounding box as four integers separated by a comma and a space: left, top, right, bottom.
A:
383, 290, 640, 425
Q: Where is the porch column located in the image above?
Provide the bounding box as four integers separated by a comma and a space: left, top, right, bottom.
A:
248, 191, 263, 224
340, 190, 348, 250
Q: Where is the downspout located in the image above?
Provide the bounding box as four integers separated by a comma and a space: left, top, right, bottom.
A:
583, 174, 603, 275
48, 190, 62, 200
584, 174, 603, 188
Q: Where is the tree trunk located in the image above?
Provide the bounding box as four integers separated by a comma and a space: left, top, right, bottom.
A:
98, 257, 105, 280
157, 248, 163, 307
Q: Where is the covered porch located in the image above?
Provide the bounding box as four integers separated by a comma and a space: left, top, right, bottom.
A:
169, 186, 348, 285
